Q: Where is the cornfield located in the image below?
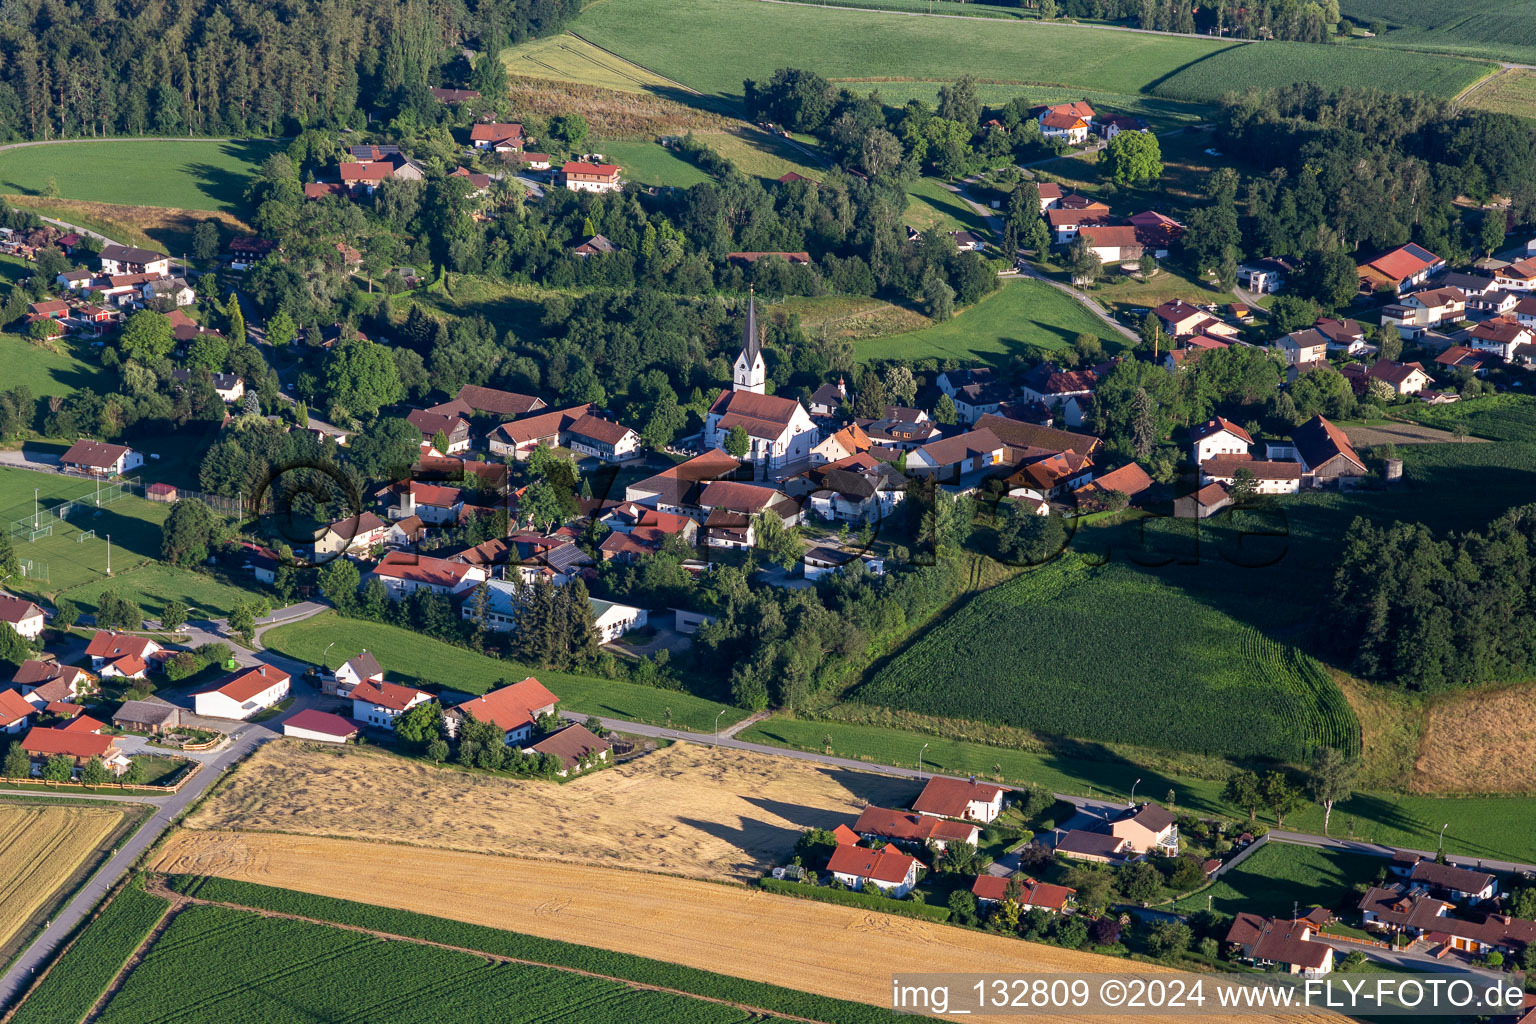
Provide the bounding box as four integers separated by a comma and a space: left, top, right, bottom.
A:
855, 559, 1360, 762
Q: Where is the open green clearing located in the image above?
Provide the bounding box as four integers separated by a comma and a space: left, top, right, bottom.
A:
9, 884, 170, 1024
262, 610, 744, 732
166, 877, 901, 1024
59, 562, 263, 622
903, 176, 990, 235
855, 557, 1360, 762
1150, 40, 1487, 103
854, 278, 1128, 364
738, 715, 1536, 864
571, 0, 1483, 111
0, 333, 112, 398
95, 902, 789, 1024
1171, 843, 1384, 918
0, 139, 278, 213
698, 127, 826, 182
593, 139, 714, 187
1464, 68, 1536, 120
1343, 0, 1536, 65
0, 467, 169, 595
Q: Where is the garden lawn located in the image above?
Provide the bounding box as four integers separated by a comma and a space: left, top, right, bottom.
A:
594, 139, 714, 187
737, 715, 1536, 864
0, 332, 113, 398
1171, 842, 1384, 918
0, 139, 278, 213
262, 610, 744, 732
855, 278, 1129, 364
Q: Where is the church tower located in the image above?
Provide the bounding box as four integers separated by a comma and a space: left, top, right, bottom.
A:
732, 289, 766, 394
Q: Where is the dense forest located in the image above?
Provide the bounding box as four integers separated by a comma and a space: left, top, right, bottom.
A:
0, 0, 577, 140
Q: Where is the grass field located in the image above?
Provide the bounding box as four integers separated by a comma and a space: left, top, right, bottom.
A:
1150, 40, 1487, 103
59, 562, 264, 621
151, 834, 1264, 1024
0, 333, 112, 398
9, 883, 170, 1024
592, 139, 715, 187
904, 176, 990, 235
262, 610, 744, 731
1464, 68, 1536, 120
0, 803, 133, 965
696, 126, 826, 181
737, 714, 1536, 864
1171, 842, 1384, 918
1411, 680, 1536, 794
4, 195, 256, 260
98, 902, 783, 1024
0, 139, 278, 213
503, 31, 686, 93
854, 278, 1129, 364
1344, 0, 1536, 65
1396, 393, 1536, 443
569, 0, 1484, 113
189, 740, 917, 883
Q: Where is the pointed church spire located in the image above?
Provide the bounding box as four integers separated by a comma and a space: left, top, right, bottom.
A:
733, 287, 766, 394
742, 286, 761, 365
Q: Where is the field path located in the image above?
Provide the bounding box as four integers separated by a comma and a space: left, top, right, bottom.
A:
138, 878, 844, 1024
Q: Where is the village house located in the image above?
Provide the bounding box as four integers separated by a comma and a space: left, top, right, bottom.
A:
1403, 857, 1498, 904
407, 408, 472, 454
560, 161, 622, 193
1225, 914, 1334, 978
802, 546, 884, 580
1019, 363, 1101, 422
1435, 346, 1488, 374
393, 482, 465, 527
282, 708, 358, 744
1077, 224, 1143, 263
597, 505, 698, 562
809, 422, 869, 465
1039, 110, 1090, 144
858, 415, 939, 451
170, 369, 245, 403
808, 378, 848, 418
99, 244, 169, 276
854, 806, 979, 852
1274, 328, 1330, 367
0, 689, 37, 734
1313, 316, 1368, 355
1357, 243, 1444, 295
445, 677, 559, 744
563, 413, 642, 462
84, 632, 160, 681
14, 661, 95, 704
1127, 210, 1183, 258
1189, 417, 1253, 464
939, 368, 1012, 424
470, 123, 524, 151
826, 843, 920, 896
904, 429, 1005, 483
1237, 257, 1292, 294
1382, 286, 1466, 338
1108, 803, 1179, 856
1074, 462, 1154, 505
60, 440, 143, 477
695, 480, 801, 549
350, 679, 434, 729
20, 726, 129, 775
1358, 885, 1536, 956
1154, 299, 1217, 338
1494, 257, 1536, 293
971, 875, 1076, 913
1055, 830, 1134, 864
1468, 316, 1534, 361
624, 448, 744, 513
800, 453, 908, 524
1347, 359, 1433, 397
194, 665, 291, 720
1046, 206, 1115, 243
974, 414, 1100, 467
0, 596, 46, 641
326, 650, 384, 697
486, 404, 590, 460
912, 776, 1007, 823
526, 723, 611, 777
449, 166, 492, 195
369, 552, 487, 600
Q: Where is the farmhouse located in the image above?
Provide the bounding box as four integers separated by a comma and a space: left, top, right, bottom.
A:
282, 708, 358, 743
1291, 415, 1366, 486
911, 776, 1006, 822
0, 689, 37, 734
84, 631, 160, 680
349, 679, 434, 729
1154, 299, 1215, 337
407, 408, 471, 453
369, 552, 487, 599
1074, 462, 1154, 504
194, 665, 291, 720
470, 123, 524, 151
1199, 457, 1303, 495
446, 677, 559, 744
904, 429, 1005, 483
60, 439, 143, 477
1046, 206, 1114, 243
1127, 210, 1183, 258
1019, 363, 1100, 419
809, 422, 869, 465
1038, 110, 1089, 144
526, 723, 611, 776
853, 806, 979, 851
1189, 417, 1252, 465
20, 727, 129, 774
99, 244, 169, 276
825, 844, 920, 896
563, 413, 642, 462
0, 596, 45, 641
1077, 224, 1142, 262
976, 414, 1100, 464
560, 161, 622, 193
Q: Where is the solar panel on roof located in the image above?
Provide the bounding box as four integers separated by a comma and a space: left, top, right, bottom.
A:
1403, 243, 1436, 262
543, 544, 587, 570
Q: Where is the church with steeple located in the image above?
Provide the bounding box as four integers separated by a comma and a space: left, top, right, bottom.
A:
703, 290, 817, 476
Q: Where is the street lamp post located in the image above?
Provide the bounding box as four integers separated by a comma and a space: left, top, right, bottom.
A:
918, 743, 928, 771
714, 708, 727, 748
322, 641, 336, 676
1130, 777, 1142, 807
1438, 823, 1449, 853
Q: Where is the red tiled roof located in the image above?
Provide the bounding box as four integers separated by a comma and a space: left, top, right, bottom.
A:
0, 689, 35, 726
1292, 415, 1365, 473
339, 162, 392, 182
454, 677, 559, 734
85, 632, 155, 659
0, 596, 43, 625
1366, 245, 1440, 282
286, 708, 358, 738
697, 480, 783, 514
854, 806, 978, 845
1077, 225, 1141, 249
1078, 462, 1153, 497
1193, 481, 1230, 507
826, 844, 918, 885
371, 551, 479, 588
21, 726, 113, 758
470, 123, 523, 143
1202, 456, 1301, 481
565, 413, 636, 447
204, 665, 290, 703
1190, 416, 1253, 445
911, 777, 1006, 818
410, 482, 464, 508
562, 161, 620, 177
350, 679, 432, 712
528, 723, 610, 770
44, 700, 84, 718
832, 824, 859, 845
709, 390, 805, 439
60, 714, 104, 734
490, 404, 592, 446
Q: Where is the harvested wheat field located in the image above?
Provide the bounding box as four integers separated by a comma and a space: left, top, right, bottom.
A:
153, 832, 1326, 1024
0, 803, 127, 950
1413, 682, 1536, 793
188, 740, 919, 882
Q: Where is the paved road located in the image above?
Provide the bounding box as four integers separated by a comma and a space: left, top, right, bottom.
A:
1271, 829, 1535, 878
1016, 261, 1141, 343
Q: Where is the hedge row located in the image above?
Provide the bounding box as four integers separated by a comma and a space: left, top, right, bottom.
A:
167, 876, 903, 1024
757, 878, 951, 922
